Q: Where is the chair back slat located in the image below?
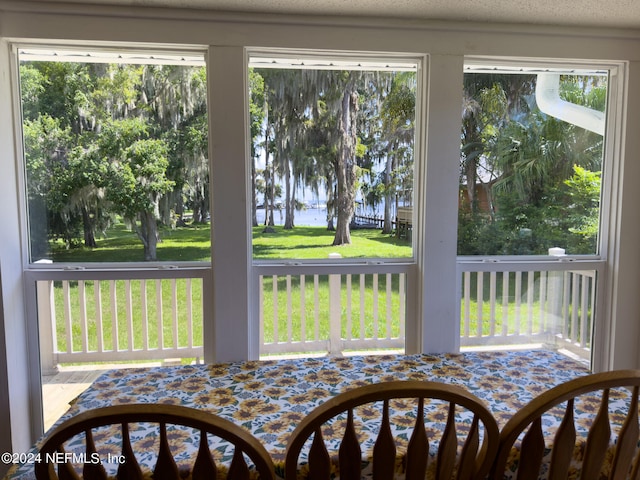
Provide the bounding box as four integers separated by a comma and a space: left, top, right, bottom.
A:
285, 381, 499, 480
582, 388, 612, 476
436, 403, 458, 480
516, 418, 545, 480
307, 427, 330, 480
117, 423, 143, 480
609, 386, 640, 480
227, 448, 251, 480
372, 400, 396, 480
339, 409, 362, 478
57, 447, 80, 480
406, 397, 429, 480
191, 430, 217, 480
630, 449, 640, 480
456, 416, 480, 480
153, 422, 181, 480
492, 370, 640, 480
81, 429, 107, 480
548, 398, 576, 480
35, 404, 275, 480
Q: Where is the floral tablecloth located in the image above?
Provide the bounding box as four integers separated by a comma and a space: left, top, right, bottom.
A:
8, 350, 623, 479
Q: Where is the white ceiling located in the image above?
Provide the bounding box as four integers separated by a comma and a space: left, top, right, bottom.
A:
17, 0, 640, 30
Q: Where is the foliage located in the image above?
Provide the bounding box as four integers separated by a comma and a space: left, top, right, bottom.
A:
458, 72, 606, 256
20, 59, 208, 261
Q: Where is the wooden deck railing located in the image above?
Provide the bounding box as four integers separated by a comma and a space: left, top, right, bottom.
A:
458, 257, 601, 362
259, 271, 407, 356
32, 256, 600, 371
30, 268, 210, 374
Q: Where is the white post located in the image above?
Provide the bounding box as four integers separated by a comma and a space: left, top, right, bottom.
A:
37, 280, 58, 375
328, 253, 343, 356
548, 248, 566, 340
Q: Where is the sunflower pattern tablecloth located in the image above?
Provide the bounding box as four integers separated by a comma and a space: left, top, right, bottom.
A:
7, 350, 633, 479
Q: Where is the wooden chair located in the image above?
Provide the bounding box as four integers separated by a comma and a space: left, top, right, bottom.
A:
284, 380, 500, 480
491, 369, 640, 480
35, 403, 276, 480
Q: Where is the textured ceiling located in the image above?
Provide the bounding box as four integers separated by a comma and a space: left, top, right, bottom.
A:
15, 0, 640, 30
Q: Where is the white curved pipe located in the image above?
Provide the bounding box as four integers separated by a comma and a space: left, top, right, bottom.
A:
535, 73, 605, 136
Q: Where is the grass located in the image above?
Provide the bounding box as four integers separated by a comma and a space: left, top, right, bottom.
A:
46, 223, 578, 362
48, 223, 412, 262
252, 226, 412, 259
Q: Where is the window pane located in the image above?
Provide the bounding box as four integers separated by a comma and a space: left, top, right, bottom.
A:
248, 56, 417, 260
19, 49, 209, 263
459, 66, 607, 256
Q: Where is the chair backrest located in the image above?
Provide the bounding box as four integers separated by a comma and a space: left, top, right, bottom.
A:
35, 403, 276, 480
284, 380, 500, 480
491, 369, 640, 480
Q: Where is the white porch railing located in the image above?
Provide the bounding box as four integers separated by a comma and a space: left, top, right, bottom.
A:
29, 268, 210, 374
256, 263, 413, 356
31, 257, 601, 370
457, 256, 602, 362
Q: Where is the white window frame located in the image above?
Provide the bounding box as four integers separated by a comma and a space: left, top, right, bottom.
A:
244, 48, 429, 357
456, 56, 628, 372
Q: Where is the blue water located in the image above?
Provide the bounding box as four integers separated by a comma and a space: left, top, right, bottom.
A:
255, 207, 330, 227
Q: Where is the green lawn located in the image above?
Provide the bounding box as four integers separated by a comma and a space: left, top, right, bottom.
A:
46, 223, 566, 362
49, 224, 412, 262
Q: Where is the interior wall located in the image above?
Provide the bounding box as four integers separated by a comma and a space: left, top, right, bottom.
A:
0, 37, 32, 454
1, 1, 640, 447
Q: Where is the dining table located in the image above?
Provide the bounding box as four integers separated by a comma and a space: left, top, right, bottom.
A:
7, 349, 625, 479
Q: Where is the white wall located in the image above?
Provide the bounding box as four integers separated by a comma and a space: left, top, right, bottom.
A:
0, 37, 33, 456
1, 1, 640, 448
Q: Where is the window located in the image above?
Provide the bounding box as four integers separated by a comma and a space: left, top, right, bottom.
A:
248, 53, 419, 261
457, 60, 615, 367
18, 48, 209, 264
459, 64, 607, 256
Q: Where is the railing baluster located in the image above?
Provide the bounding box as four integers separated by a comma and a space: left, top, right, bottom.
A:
286, 275, 293, 343
63, 280, 73, 354
346, 274, 353, 341
94, 281, 104, 354
399, 273, 405, 339
79, 280, 88, 354
171, 278, 179, 349
272, 275, 279, 343
186, 278, 193, 349
259, 274, 265, 346
580, 274, 589, 348
527, 271, 534, 336
463, 271, 471, 338
514, 272, 522, 336
155, 279, 163, 350
539, 271, 547, 335
359, 274, 366, 340
141, 279, 149, 351
502, 272, 509, 337
571, 273, 579, 344
314, 274, 320, 341
373, 273, 379, 339
476, 272, 483, 338
110, 280, 119, 352
299, 275, 306, 343
489, 272, 497, 337
563, 271, 570, 339
386, 273, 393, 340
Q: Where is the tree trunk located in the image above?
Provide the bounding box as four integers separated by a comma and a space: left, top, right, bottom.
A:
333, 87, 358, 246
134, 211, 159, 261
382, 153, 394, 234
81, 206, 97, 248
284, 157, 293, 229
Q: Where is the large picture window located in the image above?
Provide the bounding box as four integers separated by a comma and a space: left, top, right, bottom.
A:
248, 54, 419, 261
18, 48, 209, 264
458, 64, 607, 256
